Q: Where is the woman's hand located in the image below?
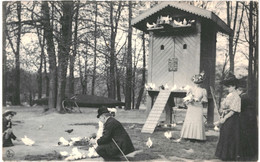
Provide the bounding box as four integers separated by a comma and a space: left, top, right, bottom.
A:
219, 118, 226, 124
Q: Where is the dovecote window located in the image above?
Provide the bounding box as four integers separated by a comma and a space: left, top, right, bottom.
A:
161, 45, 164, 50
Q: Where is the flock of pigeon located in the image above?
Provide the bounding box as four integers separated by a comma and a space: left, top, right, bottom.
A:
145, 130, 175, 148
145, 83, 191, 92
146, 15, 196, 29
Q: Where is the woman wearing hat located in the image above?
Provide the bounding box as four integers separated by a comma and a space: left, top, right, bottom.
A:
94, 106, 135, 160
215, 72, 241, 161
175, 71, 208, 142
3, 110, 17, 147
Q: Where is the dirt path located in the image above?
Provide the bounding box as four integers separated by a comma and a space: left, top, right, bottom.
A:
2, 106, 148, 161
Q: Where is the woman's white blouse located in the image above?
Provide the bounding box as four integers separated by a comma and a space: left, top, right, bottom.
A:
222, 91, 241, 112
187, 86, 208, 103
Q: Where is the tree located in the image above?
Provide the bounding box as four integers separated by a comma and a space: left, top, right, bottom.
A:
135, 32, 146, 110
56, 1, 74, 112
6, 2, 22, 105
3, 2, 8, 106
68, 2, 80, 95
91, 2, 98, 95
41, 1, 57, 109
125, 1, 132, 110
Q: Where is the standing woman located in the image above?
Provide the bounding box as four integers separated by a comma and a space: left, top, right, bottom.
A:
175, 71, 208, 142
215, 72, 241, 161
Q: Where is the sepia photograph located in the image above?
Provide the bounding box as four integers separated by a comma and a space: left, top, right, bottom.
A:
2, 1, 258, 161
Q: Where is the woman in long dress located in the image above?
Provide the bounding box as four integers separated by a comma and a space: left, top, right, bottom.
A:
175, 71, 208, 142
215, 72, 241, 161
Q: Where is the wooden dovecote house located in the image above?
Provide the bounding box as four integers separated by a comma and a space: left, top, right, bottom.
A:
132, 2, 232, 133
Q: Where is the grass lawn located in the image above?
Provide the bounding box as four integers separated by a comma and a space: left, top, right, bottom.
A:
2, 105, 220, 161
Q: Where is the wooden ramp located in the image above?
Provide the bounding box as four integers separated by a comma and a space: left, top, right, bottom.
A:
142, 90, 171, 133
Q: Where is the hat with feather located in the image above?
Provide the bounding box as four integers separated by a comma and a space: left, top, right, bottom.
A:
191, 71, 206, 84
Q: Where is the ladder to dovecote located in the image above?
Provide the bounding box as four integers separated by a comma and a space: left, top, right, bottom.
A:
141, 90, 171, 134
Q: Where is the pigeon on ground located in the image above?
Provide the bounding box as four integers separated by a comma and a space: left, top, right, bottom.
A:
21, 135, 35, 146
60, 151, 69, 156
87, 147, 99, 158
129, 124, 135, 129
164, 131, 172, 139
38, 124, 44, 130
146, 137, 153, 148
58, 137, 69, 146
65, 129, 74, 134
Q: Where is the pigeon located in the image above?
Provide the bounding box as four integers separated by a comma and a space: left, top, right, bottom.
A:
70, 137, 82, 142
164, 131, 172, 139
108, 108, 117, 113
146, 22, 156, 29
145, 84, 149, 89
59, 137, 69, 146
183, 85, 191, 91
87, 146, 99, 158
171, 84, 177, 91
183, 18, 187, 25
65, 129, 74, 134
173, 20, 184, 26
146, 137, 153, 148
165, 84, 169, 90
21, 135, 35, 146
214, 125, 220, 132
129, 124, 135, 129
65, 147, 86, 161
171, 123, 177, 127
150, 83, 156, 90
38, 124, 44, 130
60, 151, 69, 156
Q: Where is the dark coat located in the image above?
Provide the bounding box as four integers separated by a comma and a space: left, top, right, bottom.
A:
3, 117, 16, 147
96, 117, 135, 158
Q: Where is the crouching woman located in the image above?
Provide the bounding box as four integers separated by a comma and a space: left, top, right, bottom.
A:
3, 110, 18, 147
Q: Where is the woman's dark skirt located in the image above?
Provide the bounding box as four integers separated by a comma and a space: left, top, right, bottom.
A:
215, 113, 240, 161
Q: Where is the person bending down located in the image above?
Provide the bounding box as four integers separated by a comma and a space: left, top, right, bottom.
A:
94, 106, 135, 161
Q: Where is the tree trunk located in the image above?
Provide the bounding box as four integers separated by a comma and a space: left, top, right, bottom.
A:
116, 64, 121, 102
135, 33, 146, 110
41, 1, 57, 109
247, 1, 254, 102
125, 1, 132, 110
3, 2, 7, 106
69, 2, 79, 95
56, 1, 73, 112
92, 2, 98, 95
109, 2, 116, 99
13, 1, 22, 105
36, 27, 45, 99
227, 2, 234, 73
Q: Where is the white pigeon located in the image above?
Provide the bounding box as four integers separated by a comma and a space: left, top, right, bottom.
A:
183, 85, 191, 92
183, 18, 187, 25
165, 84, 169, 90
171, 84, 177, 91
87, 146, 99, 158
214, 125, 220, 132
171, 123, 177, 127
21, 135, 35, 146
146, 22, 156, 29
65, 147, 86, 161
59, 137, 69, 146
108, 108, 117, 113
70, 137, 82, 142
173, 20, 184, 26
150, 83, 156, 90
146, 137, 153, 148
164, 131, 172, 139
38, 124, 44, 130
60, 151, 69, 156
145, 83, 149, 89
